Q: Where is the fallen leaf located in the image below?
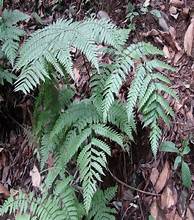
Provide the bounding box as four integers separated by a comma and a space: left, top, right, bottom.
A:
159, 17, 169, 32
0, 183, 10, 198
173, 50, 184, 64
97, 10, 110, 20
150, 200, 159, 219
2, 166, 9, 184
160, 185, 177, 209
155, 161, 170, 193
177, 189, 188, 216
150, 199, 165, 220
170, 0, 184, 7
165, 207, 176, 220
186, 208, 194, 220
184, 18, 194, 56
143, 0, 151, 7
163, 45, 171, 59
150, 168, 159, 186
0, 152, 6, 169
189, 200, 194, 210
183, 7, 190, 17
174, 213, 182, 220
73, 66, 80, 82
30, 165, 41, 188
169, 6, 179, 19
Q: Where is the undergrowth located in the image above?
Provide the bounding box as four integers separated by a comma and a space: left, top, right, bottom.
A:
0, 5, 177, 219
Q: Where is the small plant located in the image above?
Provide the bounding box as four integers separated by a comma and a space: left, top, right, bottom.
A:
160, 140, 192, 188
0, 5, 28, 85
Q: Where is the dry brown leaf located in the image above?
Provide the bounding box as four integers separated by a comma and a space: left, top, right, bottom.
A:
141, 29, 160, 37
150, 168, 159, 186
186, 208, 194, 220
174, 213, 182, 220
160, 185, 177, 209
163, 45, 171, 59
159, 17, 169, 32
150, 200, 159, 219
165, 207, 176, 220
155, 161, 170, 193
184, 18, 194, 56
169, 6, 179, 19
150, 199, 165, 220
30, 165, 41, 188
0, 183, 10, 198
173, 50, 184, 64
183, 7, 190, 16
0, 152, 6, 170
73, 67, 80, 83
143, 0, 150, 7
170, 0, 184, 7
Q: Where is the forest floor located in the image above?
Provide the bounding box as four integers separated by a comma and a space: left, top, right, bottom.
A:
1, 0, 194, 219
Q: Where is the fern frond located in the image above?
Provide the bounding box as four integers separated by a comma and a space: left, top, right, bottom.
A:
102, 55, 133, 120
0, 9, 28, 65
87, 187, 117, 220
92, 124, 123, 148
0, 66, 16, 85
149, 120, 161, 157
127, 42, 163, 59
2, 9, 29, 25
54, 178, 79, 220
15, 18, 129, 93
127, 64, 146, 120
78, 139, 110, 213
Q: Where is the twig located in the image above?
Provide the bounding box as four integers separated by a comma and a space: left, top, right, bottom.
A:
108, 169, 160, 196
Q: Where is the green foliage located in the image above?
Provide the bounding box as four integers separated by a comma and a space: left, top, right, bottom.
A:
0, 9, 29, 66
160, 140, 192, 188
0, 178, 117, 220
37, 97, 125, 212
0, 13, 177, 219
0, 66, 16, 85
0, 178, 79, 220
0, 8, 28, 85
99, 42, 176, 156
14, 18, 129, 93
87, 186, 117, 220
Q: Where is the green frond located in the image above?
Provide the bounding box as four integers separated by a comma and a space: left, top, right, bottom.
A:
149, 120, 162, 157
146, 59, 175, 72
157, 95, 174, 117
87, 187, 117, 220
92, 124, 123, 148
155, 82, 177, 99
43, 128, 92, 188
48, 100, 99, 140
15, 18, 129, 93
0, 9, 28, 65
54, 178, 79, 220
102, 55, 133, 120
0, 191, 65, 220
108, 101, 136, 140
127, 42, 163, 59
78, 139, 110, 212
2, 9, 29, 25
127, 64, 146, 120
0, 66, 16, 85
